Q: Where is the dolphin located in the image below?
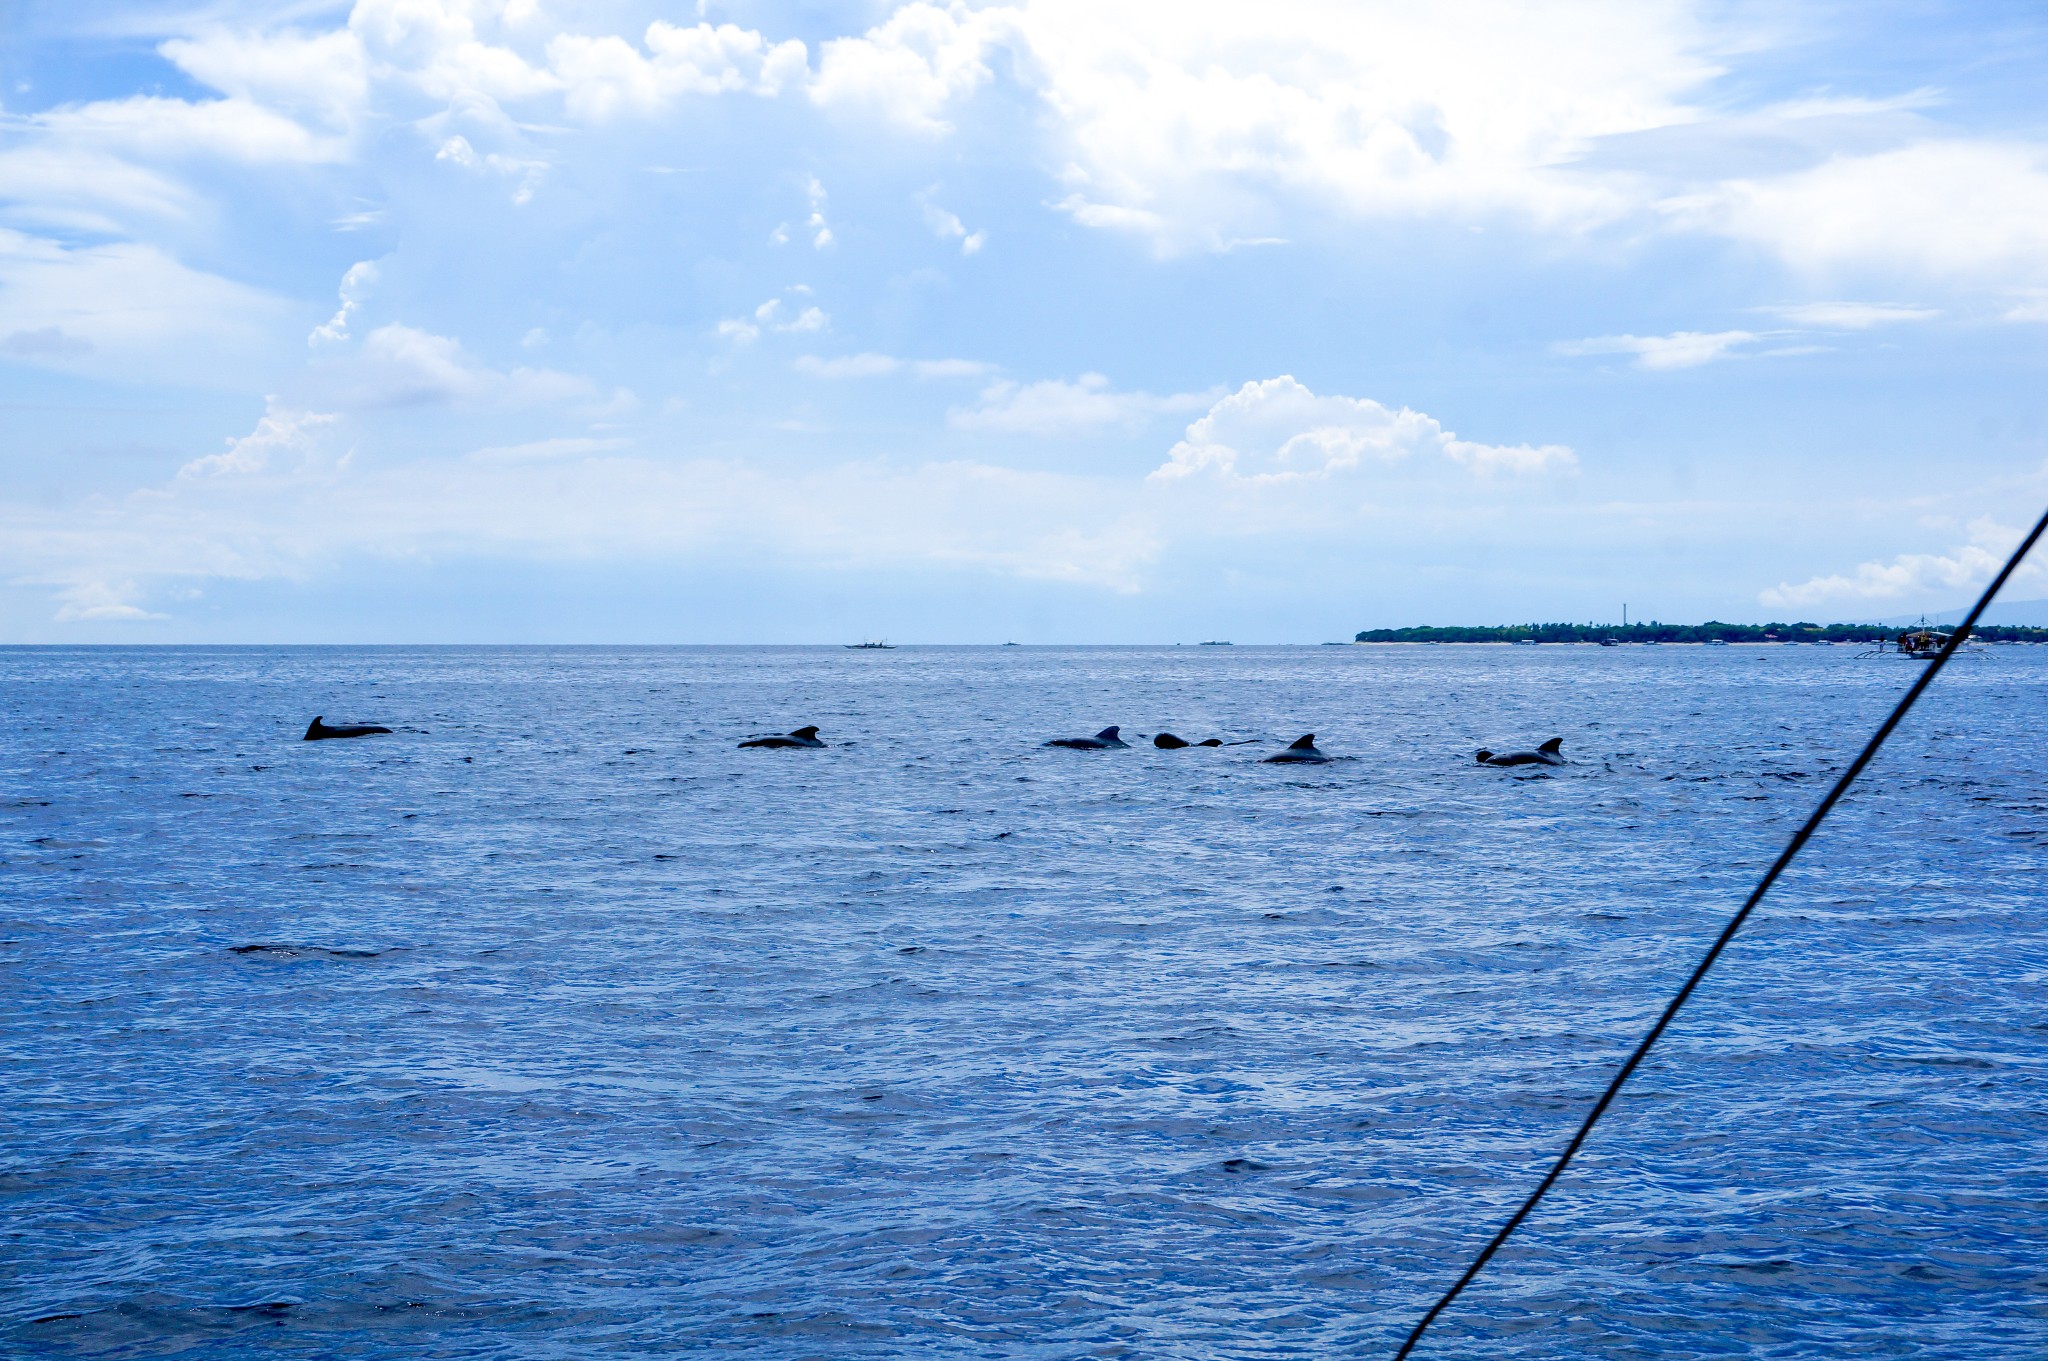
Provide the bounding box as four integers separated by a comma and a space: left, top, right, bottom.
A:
303, 716, 392, 741
1153, 733, 1224, 749
1046, 726, 1128, 750
1263, 734, 1330, 764
1477, 737, 1564, 767
740, 725, 826, 749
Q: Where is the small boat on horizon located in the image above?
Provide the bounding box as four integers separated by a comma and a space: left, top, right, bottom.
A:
845, 640, 896, 650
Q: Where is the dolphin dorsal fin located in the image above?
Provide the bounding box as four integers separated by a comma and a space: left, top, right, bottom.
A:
1288, 734, 1317, 749
1538, 737, 1563, 754
790, 726, 819, 739
1095, 726, 1120, 740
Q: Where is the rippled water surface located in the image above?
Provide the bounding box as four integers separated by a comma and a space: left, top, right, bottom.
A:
5, 644, 2048, 1359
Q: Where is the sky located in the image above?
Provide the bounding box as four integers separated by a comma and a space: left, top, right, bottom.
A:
3, 0, 2047, 643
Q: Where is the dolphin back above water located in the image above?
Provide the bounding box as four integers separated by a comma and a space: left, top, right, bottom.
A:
1047, 726, 1127, 750
1263, 734, 1330, 764
741, 725, 827, 749
303, 716, 392, 741
1153, 733, 1225, 749
1477, 737, 1564, 767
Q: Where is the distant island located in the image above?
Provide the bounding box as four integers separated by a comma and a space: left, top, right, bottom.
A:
1353, 620, 2048, 644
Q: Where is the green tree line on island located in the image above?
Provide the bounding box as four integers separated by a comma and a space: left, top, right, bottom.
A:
1352, 621, 2048, 644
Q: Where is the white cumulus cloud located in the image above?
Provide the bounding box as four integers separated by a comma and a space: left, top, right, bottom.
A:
347, 0, 560, 104
548, 21, 807, 120
920, 193, 986, 253
810, 3, 1009, 135
309, 260, 379, 345
1668, 141, 2048, 294
1759, 519, 2043, 609
54, 582, 168, 624
160, 25, 370, 128
1154, 376, 1574, 481
720, 294, 832, 344
805, 176, 834, 249
180, 401, 337, 478
1002, 0, 1717, 253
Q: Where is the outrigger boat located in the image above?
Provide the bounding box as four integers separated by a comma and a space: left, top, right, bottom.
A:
1859, 621, 1987, 659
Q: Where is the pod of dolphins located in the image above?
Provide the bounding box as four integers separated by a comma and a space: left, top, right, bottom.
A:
303, 714, 1564, 767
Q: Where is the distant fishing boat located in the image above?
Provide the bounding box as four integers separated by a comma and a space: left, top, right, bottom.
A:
1199, 640, 1232, 646
845, 640, 896, 650
1860, 623, 1986, 660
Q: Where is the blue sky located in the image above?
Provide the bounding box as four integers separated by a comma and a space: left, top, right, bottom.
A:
3, 0, 2047, 642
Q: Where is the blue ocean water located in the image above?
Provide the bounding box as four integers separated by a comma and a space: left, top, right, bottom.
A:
3, 643, 2046, 1360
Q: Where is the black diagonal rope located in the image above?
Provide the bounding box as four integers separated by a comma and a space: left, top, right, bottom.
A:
1393, 502, 2048, 1360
